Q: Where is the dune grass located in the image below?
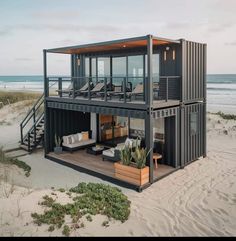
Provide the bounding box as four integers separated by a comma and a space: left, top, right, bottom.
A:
0, 147, 31, 177
216, 111, 236, 121
0, 91, 41, 107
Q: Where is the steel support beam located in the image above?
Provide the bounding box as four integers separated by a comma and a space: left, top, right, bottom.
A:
43, 49, 49, 154
145, 111, 153, 183
146, 35, 153, 106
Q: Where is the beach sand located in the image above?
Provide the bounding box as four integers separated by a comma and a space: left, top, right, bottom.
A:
0, 101, 236, 236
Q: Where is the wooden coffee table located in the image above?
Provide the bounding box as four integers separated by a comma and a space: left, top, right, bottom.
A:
153, 153, 162, 169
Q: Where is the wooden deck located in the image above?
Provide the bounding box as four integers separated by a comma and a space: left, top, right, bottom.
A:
47, 149, 176, 183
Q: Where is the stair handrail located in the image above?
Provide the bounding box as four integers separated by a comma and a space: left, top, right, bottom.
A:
20, 81, 57, 144
22, 111, 44, 141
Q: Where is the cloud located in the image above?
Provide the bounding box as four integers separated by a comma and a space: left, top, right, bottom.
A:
0, 29, 10, 36
15, 58, 35, 61
32, 10, 80, 19
207, 22, 235, 33
225, 41, 236, 46
2, 23, 121, 34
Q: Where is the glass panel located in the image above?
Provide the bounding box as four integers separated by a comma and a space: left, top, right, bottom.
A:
98, 57, 110, 78
128, 55, 143, 89
129, 118, 145, 139
85, 57, 90, 77
153, 54, 160, 100
100, 115, 128, 146
91, 58, 97, 84
112, 57, 126, 86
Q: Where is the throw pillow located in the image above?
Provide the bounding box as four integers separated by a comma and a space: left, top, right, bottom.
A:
67, 135, 75, 144
77, 133, 83, 141
62, 136, 68, 145
81, 131, 89, 140
73, 133, 79, 142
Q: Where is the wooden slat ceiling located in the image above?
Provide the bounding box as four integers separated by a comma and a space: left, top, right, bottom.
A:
49, 39, 173, 54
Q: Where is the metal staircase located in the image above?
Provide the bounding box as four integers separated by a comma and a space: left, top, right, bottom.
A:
20, 94, 45, 153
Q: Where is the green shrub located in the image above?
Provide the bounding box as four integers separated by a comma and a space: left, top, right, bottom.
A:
31, 183, 131, 234
216, 111, 236, 120
62, 225, 70, 237
0, 147, 31, 177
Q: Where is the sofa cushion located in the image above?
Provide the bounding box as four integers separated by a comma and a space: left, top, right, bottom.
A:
62, 139, 96, 148
78, 133, 83, 141
102, 148, 115, 157
81, 131, 89, 141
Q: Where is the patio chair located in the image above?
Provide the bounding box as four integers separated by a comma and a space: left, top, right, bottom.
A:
56, 83, 73, 96
74, 81, 94, 97
118, 83, 143, 101
80, 81, 112, 98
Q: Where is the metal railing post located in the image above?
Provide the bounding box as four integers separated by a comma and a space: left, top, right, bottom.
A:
72, 78, 75, 99
104, 77, 107, 102
124, 77, 127, 103
20, 124, 23, 144
28, 133, 30, 152
58, 77, 62, 97
88, 77, 91, 100
34, 124, 36, 146
166, 77, 169, 102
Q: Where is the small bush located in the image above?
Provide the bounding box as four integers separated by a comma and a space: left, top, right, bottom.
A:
86, 215, 92, 222
31, 183, 131, 234
62, 225, 70, 237
58, 188, 65, 193
216, 111, 236, 121
0, 147, 31, 177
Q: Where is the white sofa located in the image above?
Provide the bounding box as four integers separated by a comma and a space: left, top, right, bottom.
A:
62, 131, 96, 153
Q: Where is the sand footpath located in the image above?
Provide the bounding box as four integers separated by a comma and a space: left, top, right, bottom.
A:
0, 102, 236, 236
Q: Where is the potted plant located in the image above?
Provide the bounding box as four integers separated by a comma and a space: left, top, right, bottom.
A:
54, 134, 62, 154
114, 139, 151, 186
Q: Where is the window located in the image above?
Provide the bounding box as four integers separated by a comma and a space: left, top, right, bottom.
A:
112, 57, 126, 86
128, 55, 144, 89
97, 57, 110, 77
85, 58, 90, 77
190, 112, 198, 135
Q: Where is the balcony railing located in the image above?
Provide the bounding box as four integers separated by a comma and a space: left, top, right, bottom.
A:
45, 75, 181, 105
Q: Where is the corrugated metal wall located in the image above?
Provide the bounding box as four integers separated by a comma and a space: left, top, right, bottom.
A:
152, 106, 180, 168
159, 77, 180, 100
180, 102, 206, 166
181, 40, 207, 103
46, 108, 91, 152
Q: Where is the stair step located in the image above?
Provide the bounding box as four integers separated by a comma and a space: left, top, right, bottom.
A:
6, 149, 29, 158
3, 146, 21, 153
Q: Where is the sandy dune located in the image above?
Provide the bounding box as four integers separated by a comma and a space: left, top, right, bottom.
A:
0, 102, 236, 236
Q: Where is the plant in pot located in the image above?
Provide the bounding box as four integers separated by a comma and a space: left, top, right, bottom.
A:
54, 134, 62, 154
114, 138, 151, 186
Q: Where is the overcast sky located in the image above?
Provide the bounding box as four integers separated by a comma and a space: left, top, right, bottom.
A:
0, 0, 236, 75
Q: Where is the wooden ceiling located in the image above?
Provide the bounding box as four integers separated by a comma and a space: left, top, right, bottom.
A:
48, 37, 179, 54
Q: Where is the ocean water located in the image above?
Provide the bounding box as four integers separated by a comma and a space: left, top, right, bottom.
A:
0, 75, 236, 114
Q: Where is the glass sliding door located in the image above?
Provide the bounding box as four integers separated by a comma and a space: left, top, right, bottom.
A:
153, 54, 160, 100
112, 57, 126, 90
99, 114, 128, 146
128, 55, 144, 90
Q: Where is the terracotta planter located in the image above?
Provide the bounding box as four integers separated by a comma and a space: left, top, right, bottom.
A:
114, 162, 149, 186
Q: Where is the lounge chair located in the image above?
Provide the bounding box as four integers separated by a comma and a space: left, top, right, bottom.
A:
74, 82, 94, 97
56, 83, 73, 96
80, 81, 112, 98
118, 83, 143, 101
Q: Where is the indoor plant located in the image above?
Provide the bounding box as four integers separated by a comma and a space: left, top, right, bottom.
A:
54, 134, 62, 154
114, 138, 150, 186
